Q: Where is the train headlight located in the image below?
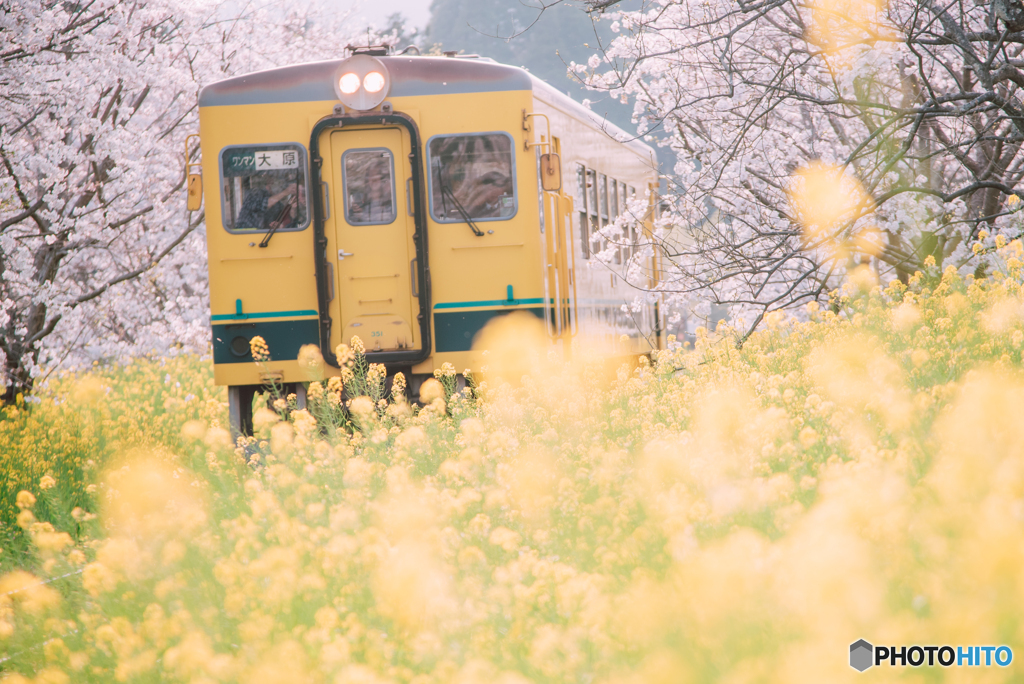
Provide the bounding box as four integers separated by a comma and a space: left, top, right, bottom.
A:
339, 72, 361, 95
332, 55, 391, 111
363, 71, 386, 93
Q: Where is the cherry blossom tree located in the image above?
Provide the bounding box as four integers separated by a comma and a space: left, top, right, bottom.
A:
0, 0, 368, 402
572, 0, 1024, 336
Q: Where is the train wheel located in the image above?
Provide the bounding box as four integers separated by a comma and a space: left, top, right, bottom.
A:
229, 383, 308, 440
291, 382, 307, 410
404, 373, 468, 405
227, 384, 259, 439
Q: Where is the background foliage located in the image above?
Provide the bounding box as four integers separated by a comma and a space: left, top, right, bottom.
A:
425, 0, 637, 137
575, 0, 1024, 334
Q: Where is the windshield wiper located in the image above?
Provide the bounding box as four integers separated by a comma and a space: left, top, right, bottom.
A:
259, 195, 293, 248
435, 159, 484, 237
258, 221, 280, 248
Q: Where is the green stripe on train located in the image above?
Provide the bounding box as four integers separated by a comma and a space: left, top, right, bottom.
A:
434, 307, 545, 353
433, 298, 545, 309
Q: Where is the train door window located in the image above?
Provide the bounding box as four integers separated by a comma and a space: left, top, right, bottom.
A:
342, 148, 397, 225
220, 144, 309, 233
428, 133, 516, 222
576, 164, 589, 259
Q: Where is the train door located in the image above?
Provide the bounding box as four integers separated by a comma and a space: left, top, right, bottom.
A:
327, 127, 419, 353
556, 191, 577, 337
542, 179, 577, 339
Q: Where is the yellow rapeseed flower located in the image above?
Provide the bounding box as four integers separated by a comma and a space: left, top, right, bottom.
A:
392, 372, 407, 399
798, 426, 819, 449
349, 396, 374, 421
335, 343, 354, 366
82, 562, 117, 596
789, 161, 874, 243
0, 570, 60, 614
291, 409, 317, 436
367, 363, 386, 388
16, 509, 36, 529
250, 336, 270, 361
253, 407, 280, 433
297, 344, 324, 374
420, 378, 444, 403
488, 526, 521, 552
433, 362, 456, 379
809, 0, 884, 58
180, 419, 206, 441
71, 377, 106, 405
307, 381, 325, 401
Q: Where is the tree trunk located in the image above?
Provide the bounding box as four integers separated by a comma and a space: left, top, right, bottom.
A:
1, 343, 36, 405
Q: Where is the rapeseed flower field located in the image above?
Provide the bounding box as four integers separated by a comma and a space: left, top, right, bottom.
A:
2, 261, 1024, 682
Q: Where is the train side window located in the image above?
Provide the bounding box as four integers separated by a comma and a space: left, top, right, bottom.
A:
599, 173, 609, 221
608, 178, 622, 265
622, 184, 638, 259
576, 164, 589, 259
427, 132, 517, 222
586, 169, 601, 257
342, 148, 396, 225
220, 144, 308, 233
627, 184, 640, 259
587, 169, 598, 225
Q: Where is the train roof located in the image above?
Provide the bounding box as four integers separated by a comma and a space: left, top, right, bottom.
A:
199, 55, 656, 164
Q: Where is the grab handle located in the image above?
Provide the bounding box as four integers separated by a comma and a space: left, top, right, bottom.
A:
410, 258, 419, 297
321, 181, 330, 220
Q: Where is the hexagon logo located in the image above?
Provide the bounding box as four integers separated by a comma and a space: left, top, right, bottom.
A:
850, 639, 874, 672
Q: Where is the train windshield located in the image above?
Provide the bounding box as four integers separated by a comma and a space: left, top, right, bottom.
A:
428, 133, 516, 222
342, 148, 396, 225
220, 144, 309, 233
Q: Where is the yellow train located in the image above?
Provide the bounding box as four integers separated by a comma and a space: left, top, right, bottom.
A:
193, 46, 661, 432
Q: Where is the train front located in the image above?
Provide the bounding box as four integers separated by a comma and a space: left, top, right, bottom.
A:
197, 48, 543, 428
